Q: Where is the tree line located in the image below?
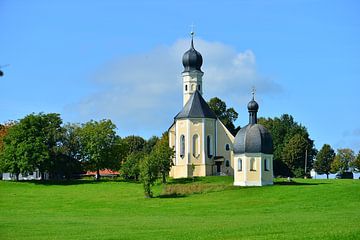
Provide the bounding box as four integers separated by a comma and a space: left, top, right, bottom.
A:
0, 113, 174, 197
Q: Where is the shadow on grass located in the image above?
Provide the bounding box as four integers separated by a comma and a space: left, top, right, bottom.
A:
157, 193, 187, 199
15, 179, 130, 186
167, 177, 205, 184
274, 181, 328, 186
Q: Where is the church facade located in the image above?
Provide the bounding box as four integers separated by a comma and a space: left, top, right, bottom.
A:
168, 35, 274, 186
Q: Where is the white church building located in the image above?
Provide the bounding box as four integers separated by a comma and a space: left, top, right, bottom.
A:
168, 34, 274, 186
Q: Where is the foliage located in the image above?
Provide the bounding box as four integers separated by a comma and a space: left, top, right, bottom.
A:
351, 151, 360, 172
208, 97, 239, 135
258, 114, 317, 177
123, 135, 146, 155
121, 152, 145, 181
331, 148, 355, 174
314, 144, 335, 178
0, 122, 15, 152
152, 132, 174, 184
143, 136, 159, 154
140, 153, 159, 198
0, 113, 63, 180
78, 119, 120, 180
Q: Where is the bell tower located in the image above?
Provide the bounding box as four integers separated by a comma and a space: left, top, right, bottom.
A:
181, 31, 204, 106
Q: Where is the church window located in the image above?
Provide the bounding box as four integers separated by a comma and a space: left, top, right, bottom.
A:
225, 144, 230, 151
180, 135, 185, 158
198, 85, 201, 91
238, 159, 242, 171
264, 159, 270, 171
225, 160, 230, 167
191, 84, 195, 91
207, 135, 213, 158
185, 85, 188, 91
250, 158, 256, 171
192, 134, 199, 158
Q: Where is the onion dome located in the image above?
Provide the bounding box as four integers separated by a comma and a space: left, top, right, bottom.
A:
182, 35, 203, 72
233, 92, 273, 155
233, 124, 273, 154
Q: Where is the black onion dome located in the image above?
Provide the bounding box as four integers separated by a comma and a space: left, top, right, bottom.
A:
247, 99, 259, 112
233, 124, 273, 154
182, 39, 203, 72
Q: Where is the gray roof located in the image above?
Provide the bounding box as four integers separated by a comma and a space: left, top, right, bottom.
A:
175, 91, 217, 120
233, 124, 273, 154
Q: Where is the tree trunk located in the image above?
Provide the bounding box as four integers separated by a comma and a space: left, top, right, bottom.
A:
41, 172, 45, 181
95, 169, 101, 181
15, 173, 19, 181
162, 172, 166, 184
326, 173, 329, 179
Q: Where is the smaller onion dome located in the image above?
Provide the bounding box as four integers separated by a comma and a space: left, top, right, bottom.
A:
233, 91, 273, 155
182, 37, 203, 72
247, 99, 259, 112
233, 124, 273, 154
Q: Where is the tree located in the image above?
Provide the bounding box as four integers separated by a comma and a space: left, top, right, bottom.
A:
0, 113, 63, 180
143, 136, 159, 154
208, 97, 239, 135
121, 152, 144, 181
123, 135, 146, 154
351, 151, 360, 172
282, 134, 309, 177
331, 148, 355, 174
140, 153, 159, 198
56, 123, 83, 179
78, 119, 120, 180
258, 114, 317, 177
314, 144, 335, 179
152, 132, 174, 184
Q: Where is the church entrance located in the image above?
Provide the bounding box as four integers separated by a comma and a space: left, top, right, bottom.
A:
214, 157, 224, 175
216, 162, 221, 174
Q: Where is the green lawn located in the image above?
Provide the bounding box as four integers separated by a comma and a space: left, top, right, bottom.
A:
1, 177, 359, 240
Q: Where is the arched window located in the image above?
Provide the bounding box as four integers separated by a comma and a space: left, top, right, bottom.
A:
250, 158, 256, 171
192, 134, 199, 157
198, 85, 201, 91
180, 135, 185, 158
225, 144, 230, 151
225, 160, 230, 167
207, 135, 213, 158
191, 84, 195, 91
264, 159, 270, 171
185, 85, 188, 91
238, 159, 242, 171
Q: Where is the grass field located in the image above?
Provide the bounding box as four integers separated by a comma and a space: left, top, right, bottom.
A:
1, 177, 359, 240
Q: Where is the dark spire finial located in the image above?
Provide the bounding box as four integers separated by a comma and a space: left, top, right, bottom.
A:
190, 24, 195, 49
248, 88, 259, 124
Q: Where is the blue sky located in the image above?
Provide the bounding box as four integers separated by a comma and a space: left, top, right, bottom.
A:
1, 0, 359, 153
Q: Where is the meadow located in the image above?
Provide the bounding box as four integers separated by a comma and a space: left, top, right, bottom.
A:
1, 177, 359, 240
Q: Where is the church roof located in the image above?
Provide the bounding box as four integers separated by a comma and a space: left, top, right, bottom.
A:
233, 123, 273, 155
175, 91, 217, 120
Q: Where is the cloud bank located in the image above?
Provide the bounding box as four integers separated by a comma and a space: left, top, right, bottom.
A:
69, 38, 281, 137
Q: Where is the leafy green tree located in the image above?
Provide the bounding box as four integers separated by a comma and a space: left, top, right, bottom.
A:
121, 152, 144, 181
152, 132, 174, 184
282, 134, 310, 177
78, 119, 120, 180
351, 151, 360, 172
123, 135, 146, 154
56, 123, 83, 179
0, 113, 63, 180
258, 114, 316, 177
208, 97, 239, 135
143, 136, 159, 154
331, 148, 355, 174
140, 153, 159, 198
314, 144, 335, 179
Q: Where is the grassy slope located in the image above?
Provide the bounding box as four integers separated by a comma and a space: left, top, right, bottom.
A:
0, 177, 359, 240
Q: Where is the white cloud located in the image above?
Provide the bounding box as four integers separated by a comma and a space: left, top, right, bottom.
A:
69, 38, 282, 137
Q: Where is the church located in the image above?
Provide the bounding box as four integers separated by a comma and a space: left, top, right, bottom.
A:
168, 34, 274, 186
